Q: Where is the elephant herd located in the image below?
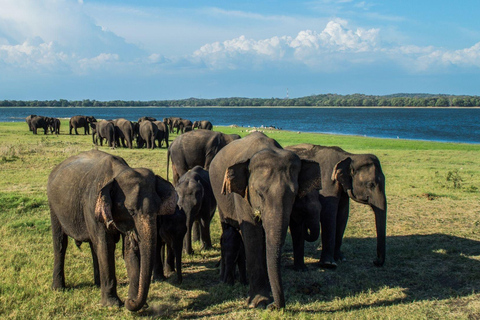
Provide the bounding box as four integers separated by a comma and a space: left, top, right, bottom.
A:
46, 120, 387, 312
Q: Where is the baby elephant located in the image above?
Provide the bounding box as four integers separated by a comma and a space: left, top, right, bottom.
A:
220, 223, 247, 285
176, 166, 216, 255
153, 206, 187, 284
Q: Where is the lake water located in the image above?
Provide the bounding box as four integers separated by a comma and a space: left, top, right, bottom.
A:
2, 107, 479, 144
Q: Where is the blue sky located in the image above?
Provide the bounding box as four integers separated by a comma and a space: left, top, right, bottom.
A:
1, 0, 480, 100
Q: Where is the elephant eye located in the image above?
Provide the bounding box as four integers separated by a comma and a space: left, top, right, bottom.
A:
366, 182, 376, 189
256, 190, 265, 202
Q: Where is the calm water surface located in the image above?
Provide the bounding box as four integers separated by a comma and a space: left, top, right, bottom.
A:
2, 107, 479, 144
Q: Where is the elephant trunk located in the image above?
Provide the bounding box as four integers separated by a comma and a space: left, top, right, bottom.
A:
372, 197, 387, 267
125, 216, 157, 312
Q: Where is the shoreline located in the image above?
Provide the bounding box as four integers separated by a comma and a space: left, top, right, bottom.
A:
1, 106, 480, 109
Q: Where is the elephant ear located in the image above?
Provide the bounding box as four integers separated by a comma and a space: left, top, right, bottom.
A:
95, 179, 117, 231
155, 175, 178, 216
297, 159, 322, 198
331, 157, 353, 192
221, 160, 250, 198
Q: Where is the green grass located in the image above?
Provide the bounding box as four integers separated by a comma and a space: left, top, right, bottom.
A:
1, 121, 480, 319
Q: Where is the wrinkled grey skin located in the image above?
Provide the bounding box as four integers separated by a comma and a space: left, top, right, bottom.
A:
69, 115, 96, 135
220, 222, 247, 286
153, 121, 169, 148
26, 114, 37, 131
30, 116, 50, 134
114, 118, 135, 149
167, 129, 241, 185
209, 132, 321, 309
285, 144, 387, 268
47, 150, 177, 311
153, 206, 187, 284
91, 121, 116, 148
193, 120, 213, 130
137, 121, 158, 149
175, 166, 216, 255
289, 189, 322, 271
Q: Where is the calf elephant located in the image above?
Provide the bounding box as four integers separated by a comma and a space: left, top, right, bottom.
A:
174, 119, 193, 134
164, 117, 182, 134
220, 222, 247, 286
70, 115, 96, 135
91, 121, 116, 148
167, 129, 241, 185
49, 117, 61, 135
47, 150, 177, 311
175, 166, 216, 255
193, 120, 213, 130
285, 144, 387, 268
209, 132, 321, 309
154, 206, 187, 284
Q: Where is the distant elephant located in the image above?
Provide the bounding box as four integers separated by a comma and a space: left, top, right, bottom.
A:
114, 118, 134, 149
209, 132, 321, 309
167, 130, 240, 185
183, 125, 193, 133
175, 166, 216, 255
153, 121, 169, 148
137, 120, 158, 149
174, 119, 193, 134
30, 116, 50, 134
164, 117, 182, 133
193, 120, 213, 130
285, 144, 387, 268
47, 150, 177, 311
153, 206, 187, 284
25, 114, 37, 131
49, 117, 61, 135
69, 115, 96, 135
289, 189, 322, 271
91, 121, 116, 148
219, 222, 247, 286
138, 116, 157, 123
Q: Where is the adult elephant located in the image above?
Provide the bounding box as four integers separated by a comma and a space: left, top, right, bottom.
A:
49, 117, 61, 135
70, 115, 96, 135
47, 150, 177, 311
137, 120, 158, 149
167, 130, 240, 185
164, 117, 182, 134
91, 121, 116, 148
153, 121, 169, 148
114, 118, 134, 149
138, 116, 157, 123
285, 144, 387, 268
209, 132, 321, 309
30, 116, 50, 134
174, 119, 193, 134
193, 120, 213, 130
26, 114, 37, 131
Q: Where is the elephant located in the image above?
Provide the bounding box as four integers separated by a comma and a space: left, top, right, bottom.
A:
284, 143, 387, 268
164, 117, 182, 133
137, 120, 158, 149
138, 116, 157, 123
69, 115, 96, 135
91, 121, 116, 148
114, 118, 134, 149
49, 117, 61, 135
25, 114, 37, 131
153, 206, 187, 284
175, 166, 216, 255
209, 132, 321, 309
174, 119, 193, 134
30, 116, 50, 134
47, 150, 177, 311
289, 189, 322, 271
167, 129, 241, 185
193, 120, 213, 130
153, 121, 169, 148
219, 222, 247, 286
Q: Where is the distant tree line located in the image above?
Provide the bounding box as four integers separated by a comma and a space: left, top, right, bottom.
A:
1, 94, 480, 108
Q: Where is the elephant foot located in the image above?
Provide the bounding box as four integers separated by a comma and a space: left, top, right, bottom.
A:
293, 263, 308, 272
319, 260, 337, 269
152, 275, 166, 283
334, 251, 347, 262
247, 294, 272, 309
101, 295, 123, 308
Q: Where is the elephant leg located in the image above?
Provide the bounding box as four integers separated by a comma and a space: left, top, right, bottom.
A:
241, 223, 271, 308
184, 217, 194, 255
319, 199, 338, 268
153, 240, 166, 282
334, 195, 350, 262
51, 213, 68, 289
289, 218, 307, 271
93, 235, 122, 307
89, 242, 100, 286
237, 244, 248, 285
192, 221, 201, 242
165, 244, 175, 273
199, 218, 213, 251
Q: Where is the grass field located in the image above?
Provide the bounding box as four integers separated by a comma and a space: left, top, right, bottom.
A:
1, 120, 480, 319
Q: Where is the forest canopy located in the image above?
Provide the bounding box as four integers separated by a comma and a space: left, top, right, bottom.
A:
1, 93, 479, 108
